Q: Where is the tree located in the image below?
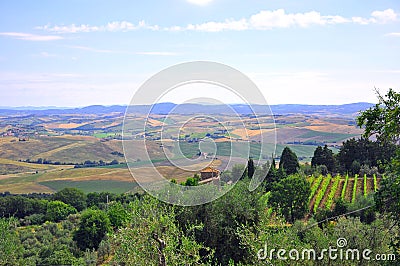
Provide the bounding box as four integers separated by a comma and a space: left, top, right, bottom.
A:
337, 137, 396, 173
264, 159, 286, 191
0, 218, 23, 265
73, 209, 111, 250
107, 201, 128, 228
231, 164, 247, 181
279, 147, 299, 175
112, 196, 210, 265
357, 88, 400, 143
311, 145, 336, 173
53, 188, 87, 211
183, 174, 200, 186
357, 88, 400, 254
247, 158, 255, 178
45, 200, 77, 222
269, 174, 311, 223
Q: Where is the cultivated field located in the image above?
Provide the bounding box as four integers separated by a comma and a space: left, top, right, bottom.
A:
0, 106, 364, 194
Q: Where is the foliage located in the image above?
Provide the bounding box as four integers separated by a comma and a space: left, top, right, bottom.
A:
309, 175, 323, 202
337, 137, 397, 174
341, 173, 349, 200
313, 174, 331, 213
311, 145, 336, 172
73, 208, 111, 251
0, 195, 47, 219
112, 195, 211, 265
363, 174, 368, 197
357, 88, 400, 143
53, 188, 87, 211
269, 174, 311, 223
279, 147, 300, 175
325, 175, 340, 210
45, 200, 77, 222
18, 217, 81, 265
352, 174, 358, 204
348, 194, 376, 224
264, 159, 286, 191
106, 201, 128, 228
0, 218, 23, 265
239, 211, 396, 266
182, 174, 200, 186
247, 158, 255, 178
86, 191, 117, 209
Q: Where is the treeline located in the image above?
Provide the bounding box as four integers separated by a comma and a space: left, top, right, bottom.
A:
73, 159, 121, 168
20, 158, 122, 168
310, 137, 397, 176
0, 189, 139, 224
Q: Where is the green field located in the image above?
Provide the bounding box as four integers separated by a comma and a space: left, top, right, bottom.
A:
170, 141, 337, 161
299, 130, 357, 143
93, 133, 116, 138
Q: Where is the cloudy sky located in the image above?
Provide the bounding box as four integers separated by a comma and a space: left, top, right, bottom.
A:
0, 0, 399, 106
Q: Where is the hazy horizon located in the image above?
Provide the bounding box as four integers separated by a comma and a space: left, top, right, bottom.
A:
0, 101, 376, 110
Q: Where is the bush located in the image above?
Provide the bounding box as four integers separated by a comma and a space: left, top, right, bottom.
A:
73, 209, 111, 250
45, 201, 77, 222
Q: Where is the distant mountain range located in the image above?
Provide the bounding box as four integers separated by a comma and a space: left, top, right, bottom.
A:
0, 102, 374, 116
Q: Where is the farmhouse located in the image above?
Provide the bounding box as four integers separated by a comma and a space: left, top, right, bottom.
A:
199, 167, 220, 185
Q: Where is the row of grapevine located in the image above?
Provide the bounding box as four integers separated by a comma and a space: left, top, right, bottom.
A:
309, 174, 381, 212
352, 174, 358, 203
313, 175, 332, 213
363, 174, 367, 197
325, 175, 341, 210
309, 175, 323, 202
341, 174, 349, 200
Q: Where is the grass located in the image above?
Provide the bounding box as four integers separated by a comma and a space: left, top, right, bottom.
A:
39, 180, 137, 194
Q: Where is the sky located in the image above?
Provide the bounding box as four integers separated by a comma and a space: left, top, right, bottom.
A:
0, 0, 399, 107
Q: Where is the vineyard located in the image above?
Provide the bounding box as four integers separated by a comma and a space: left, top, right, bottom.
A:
308, 174, 381, 213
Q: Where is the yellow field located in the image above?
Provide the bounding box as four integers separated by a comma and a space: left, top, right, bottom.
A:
45, 122, 87, 129
31, 142, 88, 160
0, 182, 54, 194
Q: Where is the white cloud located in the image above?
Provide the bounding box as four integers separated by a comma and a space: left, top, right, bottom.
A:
371, 8, 397, 23
186, 18, 248, 32
67, 45, 116, 53
66, 45, 179, 56
0, 32, 63, 41
36, 20, 158, 34
249, 9, 336, 29
135, 51, 180, 56
385, 32, 400, 36
37, 8, 399, 34
353, 8, 397, 25
186, 0, 214, 6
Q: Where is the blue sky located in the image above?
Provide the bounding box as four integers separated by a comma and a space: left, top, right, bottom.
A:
0, 0, 399, 106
